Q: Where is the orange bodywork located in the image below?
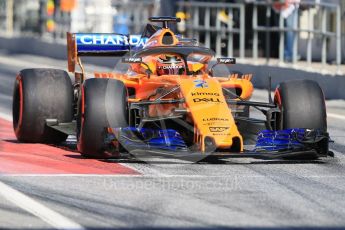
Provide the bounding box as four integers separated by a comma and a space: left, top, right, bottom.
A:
93, 72, 253, 152
68, 28, 254, 152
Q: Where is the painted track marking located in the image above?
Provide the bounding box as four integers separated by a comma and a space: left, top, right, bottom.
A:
328, 112, 345, 121
0, 110, 136, 229
0, 180, 85, 229
0, 113, 139, 175
0, 111, 12, 122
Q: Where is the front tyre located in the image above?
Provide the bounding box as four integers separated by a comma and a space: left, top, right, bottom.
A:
77, 78, 128, 158
274, 80, 327, 159
274, 79, 327, 131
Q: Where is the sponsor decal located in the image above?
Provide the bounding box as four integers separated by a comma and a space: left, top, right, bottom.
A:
217, 57, 236, 64
211, 133, 232, 136
193, 98, 222, 103
158, 65, 184, 70
193, 80, 208, 88
122, 57, 142, 63
203, 122, 222, 126
76, 34, 148, 47
203, 118, 229, 122
209, 127, 229, 132
191, 92, 220, 96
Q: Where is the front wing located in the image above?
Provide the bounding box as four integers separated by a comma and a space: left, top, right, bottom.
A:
105, 127, 333, 160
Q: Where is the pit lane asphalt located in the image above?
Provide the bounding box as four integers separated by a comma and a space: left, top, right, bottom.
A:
1, 51, 345, 229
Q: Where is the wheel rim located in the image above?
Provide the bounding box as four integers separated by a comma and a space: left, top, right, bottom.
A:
13, 76, 23, 135
77, 86, 85, 151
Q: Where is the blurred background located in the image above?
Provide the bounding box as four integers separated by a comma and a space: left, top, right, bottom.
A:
0, 0, 344, 69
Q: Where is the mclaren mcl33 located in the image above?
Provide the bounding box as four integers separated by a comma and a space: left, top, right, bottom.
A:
12, 17, 332, 161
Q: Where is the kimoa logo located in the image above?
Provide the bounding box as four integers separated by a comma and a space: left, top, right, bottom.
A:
209, 127, 229, 132
191, 92, 220, 96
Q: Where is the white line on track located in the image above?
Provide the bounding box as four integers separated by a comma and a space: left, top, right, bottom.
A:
0, 111, 145, 176
3, 174, 345, 178
0, 112, 84, 229
328, 112, 345, 121
0, 181, 85, 230
0, 111, 12, 122
1, 174, 144, 177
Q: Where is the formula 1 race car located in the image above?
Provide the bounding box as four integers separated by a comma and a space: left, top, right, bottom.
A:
12, 17, 332, 161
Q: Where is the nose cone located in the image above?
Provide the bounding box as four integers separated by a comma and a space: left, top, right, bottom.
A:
177, 78, 243, 152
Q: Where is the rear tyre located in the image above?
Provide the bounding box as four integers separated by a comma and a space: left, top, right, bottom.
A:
12, 68, 73, 143
77, 78, 128, 158
274, 79, 327, 131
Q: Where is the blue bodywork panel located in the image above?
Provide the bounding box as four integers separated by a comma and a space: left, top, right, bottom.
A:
75, 34, 148, 54
255, 128, 321, 152
110, 127, 188, 151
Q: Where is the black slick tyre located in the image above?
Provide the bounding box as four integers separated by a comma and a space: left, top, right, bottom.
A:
12, 68, 73, 143
77, 78, 128, 158
274, 80, 327, 159
274, 79, 327, 131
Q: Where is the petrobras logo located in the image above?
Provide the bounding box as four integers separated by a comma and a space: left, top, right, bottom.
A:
76, 34, 148, 48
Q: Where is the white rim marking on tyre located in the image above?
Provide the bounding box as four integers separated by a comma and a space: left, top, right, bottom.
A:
0, 181, 85, 230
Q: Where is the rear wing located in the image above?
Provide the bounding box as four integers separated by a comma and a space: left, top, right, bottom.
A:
67, 32, 147, 72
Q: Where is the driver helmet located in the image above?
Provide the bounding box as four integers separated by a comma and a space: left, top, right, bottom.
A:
156, 54, 186, 76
